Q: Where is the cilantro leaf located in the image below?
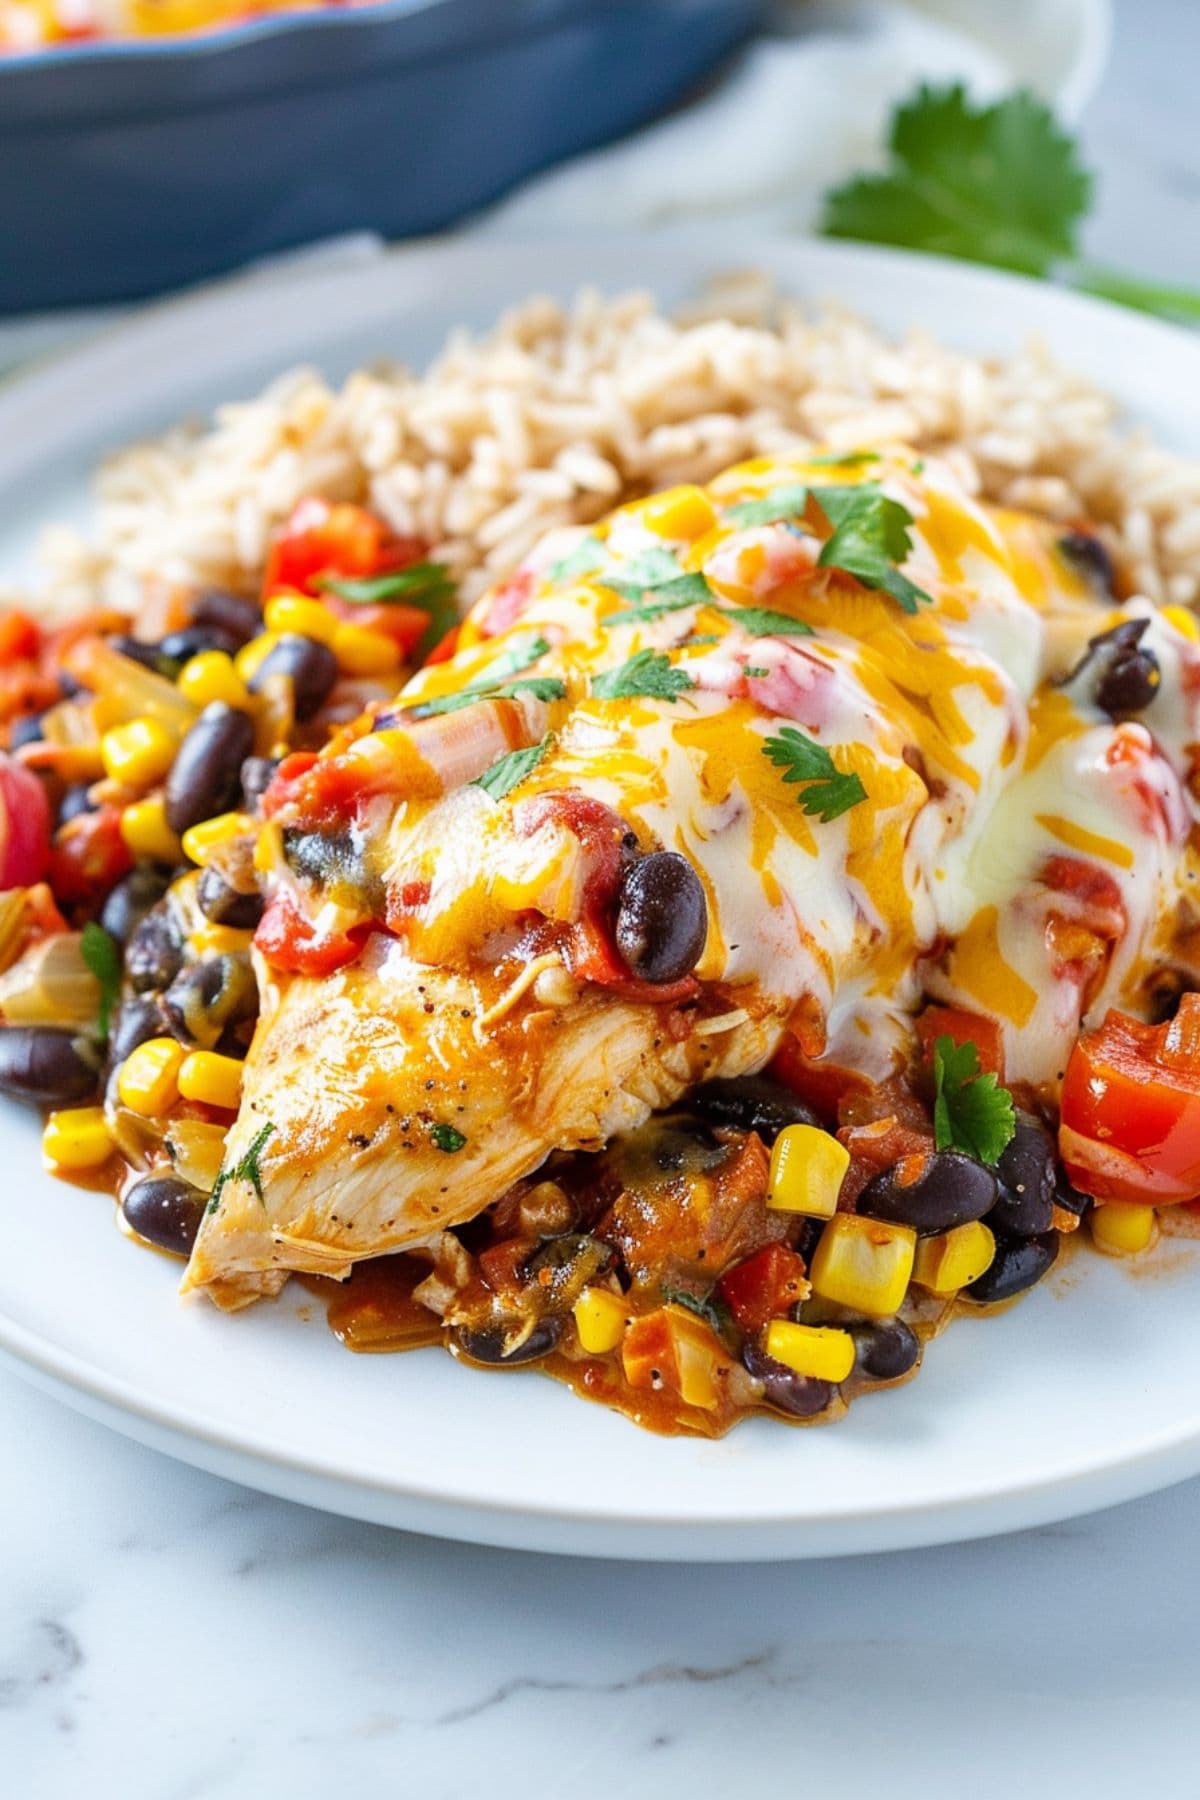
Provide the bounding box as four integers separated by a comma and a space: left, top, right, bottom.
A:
806, 451, 881, 469
592, 650, 696, 703
429, 1122, 467, 1154
549, 536, 610, 582
821, 83, 1091, 278
761, 727, 867, 822
473, 735, 551, 800
318, 562, 458, 661
724, 484, 811, 529
931, 1035, 1016, 1165
408, 635, 558, 716
80, 921, 121, 1042
721, 606, 813, 638
207, 1121, 275, 1215
607, 571, 713, 621
811, 484, 933, 615
604, 546, 683, 595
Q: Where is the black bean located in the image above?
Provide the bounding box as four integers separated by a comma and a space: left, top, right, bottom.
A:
240, 756, 279, 814
1059, 529, 1117, 595
124, 904, 185, 993
163, 953, 257, 1048
196, 865, 264, 930
614, 851, 707, 985
249, 634, 338, 722
849, 1318, 921, 1382
742, 1341, 835, 1418
191, 589, 262, 647
990, 1110, 1057, 1237
108, 994, 176, 1066
122, 1175, 207, 1257
0, 1027, 100, 1107
688, 1074, 819, 1145
159, 624, 244, 664
100, 864, 172, 947
1053, 1177, 1093, 1220
453, 1317, 563, 1365
164, 702, 256, 834
7, 710, 44, 750
1096, 650, 1160, 716
57, 783, 96, 825
282, 827, 363, 887
107, 633, 173, 676
858, 1149, 998, 1235
965, 1229, 1059, 1304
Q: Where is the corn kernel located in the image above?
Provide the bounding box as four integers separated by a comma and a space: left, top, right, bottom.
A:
43, 1106, 112, 1170
180, 810, 254, 867
809, 1212, 916, 1317
264, 594, 340, 646
1091, 1200, 1157, 1255
189, 921, 254, 957
234, 632, 281, 683
177, 650, 250, 709
100, 716, 177, 788
767, 1123, 849, 1218
1162, 605, 1200, 643
120, 796, 183, 864
573, 1287, 627, 1355
914, 1220, 996, 1294
332, 622, 401, 677
765, 1319, 855, 1384
178, 1049, 244, 1112
640, 484, 718, 541
117, 1037, 185, 1117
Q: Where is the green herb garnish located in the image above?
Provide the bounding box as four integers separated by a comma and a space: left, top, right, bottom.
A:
207, 1122, 276, 1215
811, 484, 932, 615
743, 666, 770, 678
473, 736, 552, 800
606, 571, 714, 621
761, 726, 867, 822
80, 921, 121, 1043
661, 1284, 733, 1337
821, 82, 1200, 326
723, 484, 811, 529
429, 1122, 467, 1154
931, 1035, 1016, 1165
806, 451, 881, 469
721, 606, 813, 638
549, 536, 611, 582
592, 650, 696, 703
319, 561, 455, 607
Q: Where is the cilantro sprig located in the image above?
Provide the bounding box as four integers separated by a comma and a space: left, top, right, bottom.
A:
428, 1122, 467, 1154
80, 921, 121, 1043
473, 735, 552, 800
931, 1035, 1016, 1166
207, 1122, 276, 1215
811, 485, 932, 615
592, 650, 696, 703
821, 82, 1200, 326
408, 635, 566, 717
319, 562, 458, 660
761, 726, 867, 823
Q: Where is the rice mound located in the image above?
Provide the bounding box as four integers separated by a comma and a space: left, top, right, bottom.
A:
17, 275, 1200, 619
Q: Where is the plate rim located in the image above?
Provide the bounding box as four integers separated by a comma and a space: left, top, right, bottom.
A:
2, 227, 1199, 1559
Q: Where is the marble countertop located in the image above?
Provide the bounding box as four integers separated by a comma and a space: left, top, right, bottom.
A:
6, 3, 1200, 1793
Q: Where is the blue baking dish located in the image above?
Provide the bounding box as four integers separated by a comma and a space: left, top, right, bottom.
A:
0, 0, 762, 313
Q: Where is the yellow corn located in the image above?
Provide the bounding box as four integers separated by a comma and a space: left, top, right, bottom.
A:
808, 1212, 916, 1317
573, 1287, 627, 1355
332, 622, 401, 677
100, 716, 177, 788
1162, 605, 1200, 643
180, 810, 253, 867
1091, 1201, 1157, 1255
189, 921, 254, 957
264, 594, 340, 646
177, 650, 250, 709
765, 1319, 855, 1384
43, 1106, 112, 1170
640, 484, 718, 541
767, 1123, 849, 1219
117, 1037, 185, 1117
120, 796, 183, 864
234, 632, 281, 683
177, 1049, 244, 1112
914, 1220, 996, 1294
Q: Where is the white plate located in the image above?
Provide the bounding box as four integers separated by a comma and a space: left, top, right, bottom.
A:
2, 233, 1199, 1561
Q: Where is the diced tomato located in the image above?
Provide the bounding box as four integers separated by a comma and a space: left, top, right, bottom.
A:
263, 497, 426, 598
717, 1244, 808, 1334
837, 1114, 936, 1210
1060, 995, 1200, 1203
916, 1005, 1006, 1080
423, 625, 461, 666
319, 595, 431, 658
769, 1034, 871, 1128
564, 915, 700, 1004
0, 611, 41, 666
0, 757, 52, 888
254, 892, 369, 977
46, 804, 130, 905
